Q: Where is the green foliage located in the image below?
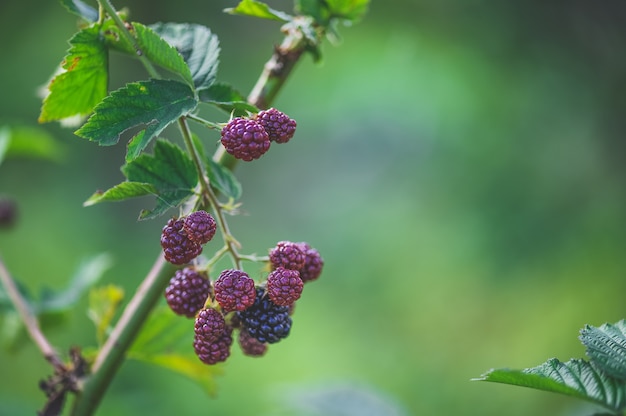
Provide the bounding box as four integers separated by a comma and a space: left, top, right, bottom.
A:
294, 0, 370, 25
476, 320, 626, 415
88, 285, 124, 346
74, 79, 197, 161
198, 83, 259, 115
59, 0, 98, 22
224, 0, 292, 22
0, 125, 64, 166
39, 25, 108, 124
205, 158, 242, 201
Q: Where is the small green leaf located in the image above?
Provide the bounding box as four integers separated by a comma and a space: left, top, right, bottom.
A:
103, 21, 194, 89
59, 0, 98, 22
83, 182, 158, 206
225, 0, 293, 22
129, 306, 222, 396
198, 82, 259, 116
39, 25, 108, 123
294, 0, 330, 24
75, 79, 197, 161
121, 139, 198, 219
37, 254, 113, 315
581, 321, 626, 381
205, 158, 242, 201
475, 358, 626, 413
88, 285, 124, 345
150, 23, 220, 92
325, 0, 370, 22
0, 125, 65, 166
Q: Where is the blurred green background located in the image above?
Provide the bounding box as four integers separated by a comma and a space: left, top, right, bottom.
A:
2, 0, 626, 415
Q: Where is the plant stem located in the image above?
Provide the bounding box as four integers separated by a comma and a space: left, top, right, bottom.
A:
70, 15, 312, 416
0, 257, 65, 371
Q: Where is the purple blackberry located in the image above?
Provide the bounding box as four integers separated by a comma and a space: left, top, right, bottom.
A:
194, 308, 226, 344
194, 327, 233, 365
255, 108, 297, 144
183, 210, 216, 245
160, 217, 203, 265
269, 241, 306, 271
220, 117, 270, 161
238, 328, 267, 357
164, 268, 211, 318
237, 287, 292, 344
214, 269, 257, 312
296, 242, 324, 283
266, 267, 303, 306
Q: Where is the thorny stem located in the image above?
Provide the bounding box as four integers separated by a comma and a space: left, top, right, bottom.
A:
0, 257, 65, 371
69, 4, 314, 415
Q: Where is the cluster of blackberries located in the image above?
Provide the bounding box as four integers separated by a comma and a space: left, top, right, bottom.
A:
220, 108, 297, 161
162, 240, 323, 365
160, 210, 217, 265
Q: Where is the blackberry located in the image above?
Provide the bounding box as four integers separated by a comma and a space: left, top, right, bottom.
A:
237, 287, 292, 344
296, 242, 324, 283
214, 269, 257, 312
194, 308, 226, 344
164, 268, 211, 318
269, 241, 306, 271
266, 267, 303, 306
220, 117, 270, 161
194, 327, 233, 365
238, 328, 267, 357
160, 217, 203, 265
255, 108, 297, 144
183, 210, 216, 245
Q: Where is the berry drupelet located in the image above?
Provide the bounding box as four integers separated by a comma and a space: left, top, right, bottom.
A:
269, 240, 306, 271
266, 267, 303, 306
255, 108, 297, 144
194, 308, 227, 344
214, 269, 257, 312
160, 217, 203, 265
183, 210, 216, 245
194, 326, 233, 365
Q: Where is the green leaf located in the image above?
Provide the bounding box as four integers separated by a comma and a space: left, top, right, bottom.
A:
37, 253, 114, 314
205, 158, 242, 201
150, 23, 220, 92
581, 321, 626, 381
103, 21, 194, 89
83, 182, 158, 206
129, 306, 222, 396
475, 358, 626, 413
59, 0, 98, 22
326, 0, 370, 22
121, 139, 198, 219
39, 25, 108, 123
88, 285, 124, 345
294, 0, 330, 24
0, 125, 65, 166
198, 82, 259, 116
224, 0, 292, 22
75, 79, 197, 161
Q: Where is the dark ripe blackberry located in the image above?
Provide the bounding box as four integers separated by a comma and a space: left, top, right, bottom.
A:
194, 308, 226, 344
220, 117, 270, 161
266, 267, 303, 306
164, 268, 211, 318
237, 287, 292, 344
194, 327, 233, 365
214, 269, 256, 312
238, 328, 267, 357
160, 217, 203, 265
296, 242, 324, 283
269, 241, 305, 271
255, 108, 297, 144
183, 210, 216, 245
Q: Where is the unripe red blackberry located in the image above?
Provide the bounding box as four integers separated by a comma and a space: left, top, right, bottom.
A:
238, 328, 267, 357
160, 217, 203, 265
214, 269, 257, 312
237, 287, 292, 344
266, 267, 303, 306
183, 210, 216, 245
220, 117, 270, 161
255, 108, 297, 144
296, 242, 324, 283
164, 268, 211, 318
269, 241, 306, 271
194, 326, 233, 365
194, 308, 226, 344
